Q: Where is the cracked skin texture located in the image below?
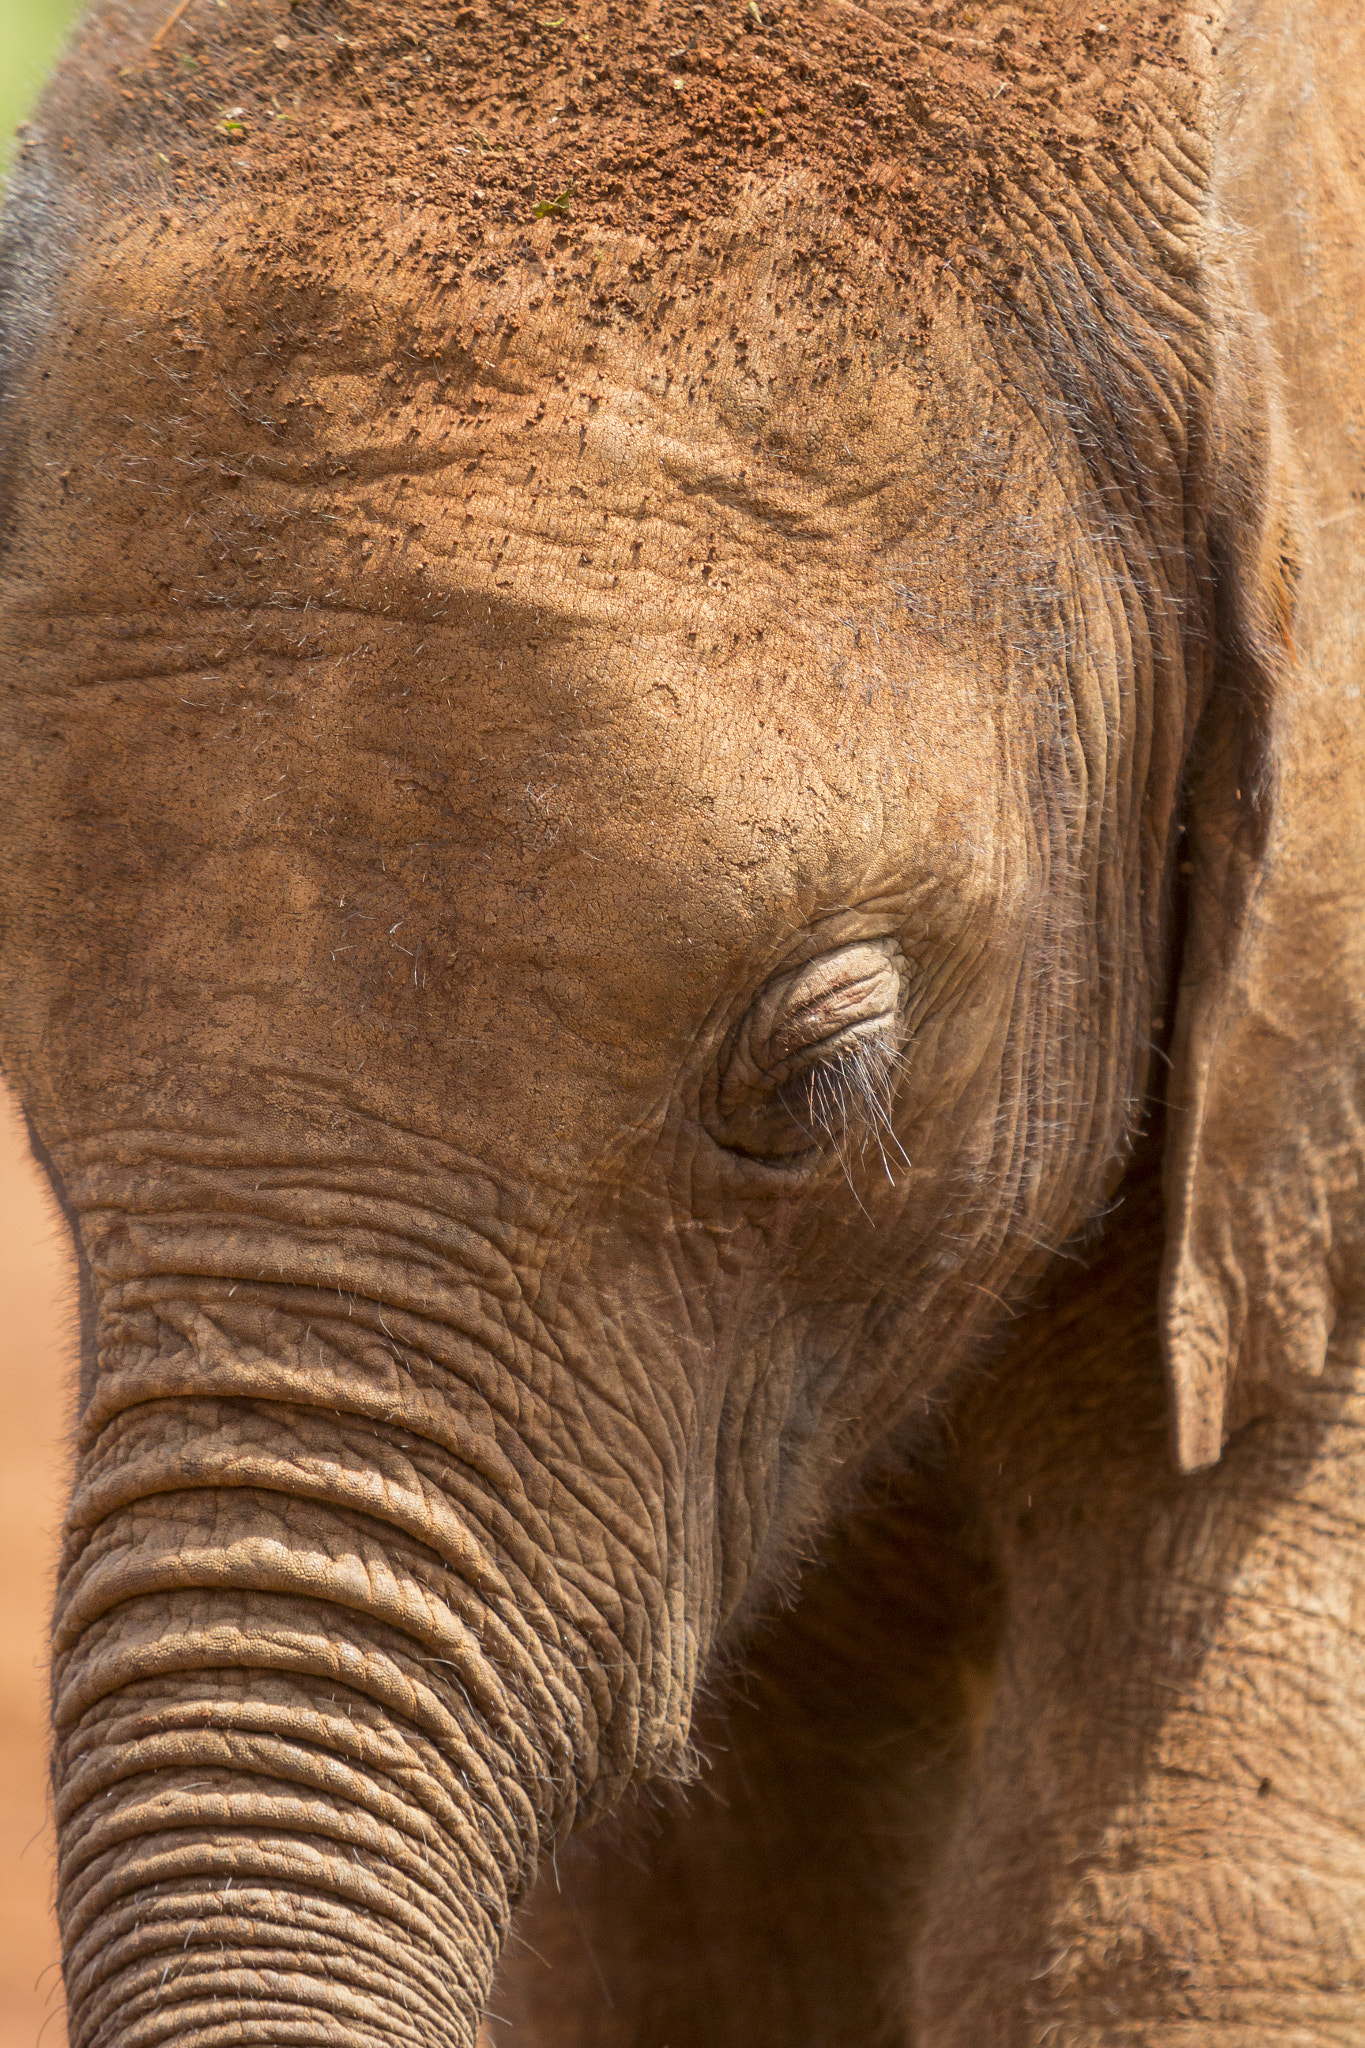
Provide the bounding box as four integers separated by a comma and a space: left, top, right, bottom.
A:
4, 0, 1365, 2044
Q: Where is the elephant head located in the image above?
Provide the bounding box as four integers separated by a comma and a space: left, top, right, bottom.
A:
3, 0, 1363, 2042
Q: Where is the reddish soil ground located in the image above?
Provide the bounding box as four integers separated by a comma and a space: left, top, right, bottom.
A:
0, 1087, 71, 2048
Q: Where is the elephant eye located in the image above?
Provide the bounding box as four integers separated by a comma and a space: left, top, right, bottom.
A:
709, 940, 909, 1172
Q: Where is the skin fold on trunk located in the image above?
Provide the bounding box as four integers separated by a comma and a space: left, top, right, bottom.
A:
52, 1303, 597, 2048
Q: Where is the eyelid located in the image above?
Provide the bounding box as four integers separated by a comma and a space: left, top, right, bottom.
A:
759, 943, 904, 1069
767, 954, 902, 1068
717, 941, 905, 1120
709, 940, 908, 1166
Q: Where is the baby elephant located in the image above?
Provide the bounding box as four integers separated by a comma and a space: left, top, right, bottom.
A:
2, 0, 1364, 2041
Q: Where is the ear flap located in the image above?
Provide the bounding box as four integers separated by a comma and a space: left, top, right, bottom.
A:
1160, 353, 1365, 1472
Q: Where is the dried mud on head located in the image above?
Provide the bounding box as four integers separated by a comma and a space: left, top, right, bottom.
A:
8, 0, 1193, 331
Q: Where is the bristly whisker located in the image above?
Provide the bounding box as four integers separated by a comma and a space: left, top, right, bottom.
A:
788, 1029, 911, 1192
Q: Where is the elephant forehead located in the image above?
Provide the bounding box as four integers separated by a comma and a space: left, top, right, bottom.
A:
4, 204, 1079, 795
0, 201, 1109, 1158
5, 197, 1060, 619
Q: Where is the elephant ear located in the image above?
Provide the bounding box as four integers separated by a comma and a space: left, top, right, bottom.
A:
1160, 317, 1365, 1474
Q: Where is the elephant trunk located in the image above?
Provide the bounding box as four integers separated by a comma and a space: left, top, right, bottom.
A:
51, 1269, 641, 2048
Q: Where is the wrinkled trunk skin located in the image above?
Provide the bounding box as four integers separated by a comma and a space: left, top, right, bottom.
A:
57, 1340, 556, 2048
50, 1200, 646, 2048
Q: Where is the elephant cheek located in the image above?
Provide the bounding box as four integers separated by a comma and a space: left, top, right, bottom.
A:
49, 1299, 634, 2048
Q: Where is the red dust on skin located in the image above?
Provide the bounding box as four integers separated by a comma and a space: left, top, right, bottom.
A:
17, 0, 1179, 274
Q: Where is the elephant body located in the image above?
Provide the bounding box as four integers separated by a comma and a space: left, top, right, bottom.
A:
2, 0, 1364, 2040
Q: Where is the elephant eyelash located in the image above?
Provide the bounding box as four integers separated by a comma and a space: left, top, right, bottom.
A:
782, 1033, 910, 1190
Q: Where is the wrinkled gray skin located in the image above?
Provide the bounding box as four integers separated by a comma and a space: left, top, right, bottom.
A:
2, 0, 1365, 2042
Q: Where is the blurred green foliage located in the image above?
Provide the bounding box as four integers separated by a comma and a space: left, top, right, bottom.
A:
2, 0, 89, 171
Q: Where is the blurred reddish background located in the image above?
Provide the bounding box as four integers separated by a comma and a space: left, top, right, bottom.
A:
0, 1083, 73, 2048
5, 0, 100, 2031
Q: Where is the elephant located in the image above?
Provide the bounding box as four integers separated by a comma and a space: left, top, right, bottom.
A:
3, 0, 1365, 2038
